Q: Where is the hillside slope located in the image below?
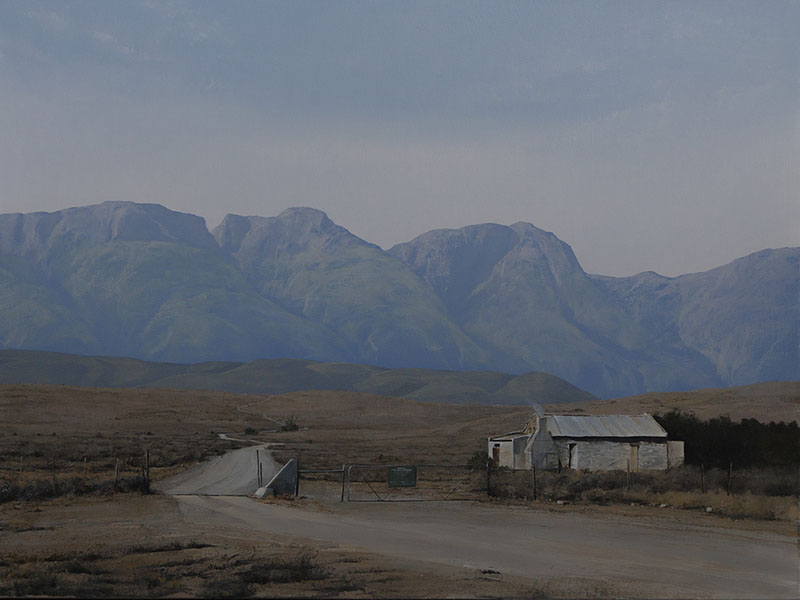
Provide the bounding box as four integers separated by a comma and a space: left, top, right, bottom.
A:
0, 349, 596, 405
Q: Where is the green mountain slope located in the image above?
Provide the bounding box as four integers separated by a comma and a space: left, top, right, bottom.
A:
0, 202, 347, 363
214, 208, 487, 369
390, 222, 719, 397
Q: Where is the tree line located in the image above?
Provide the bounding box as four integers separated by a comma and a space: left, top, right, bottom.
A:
654, 410, 799, 468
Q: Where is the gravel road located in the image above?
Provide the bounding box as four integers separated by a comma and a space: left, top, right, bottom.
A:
160, 447, 798, 598
173, 495, 797, 599
156, 445, 278, 496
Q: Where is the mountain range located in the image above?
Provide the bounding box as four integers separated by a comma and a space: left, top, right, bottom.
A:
0, 201, 796, 398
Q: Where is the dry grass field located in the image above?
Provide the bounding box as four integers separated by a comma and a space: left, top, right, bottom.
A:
0, 384, 529, 487
562, 380, 800, 422
1, 382, 797, 597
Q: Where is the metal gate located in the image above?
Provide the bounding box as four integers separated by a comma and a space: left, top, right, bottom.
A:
296, 467, 347, 502
344, 464, 486, 502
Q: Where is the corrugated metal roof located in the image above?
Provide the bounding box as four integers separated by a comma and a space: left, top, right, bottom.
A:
545, 414, 666, 438
488, 431, 528, 441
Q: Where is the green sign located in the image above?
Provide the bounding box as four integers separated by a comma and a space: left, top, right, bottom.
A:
388, 466, 417, 488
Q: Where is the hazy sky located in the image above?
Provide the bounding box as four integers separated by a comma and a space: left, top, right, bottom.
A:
0, 1, 797, 276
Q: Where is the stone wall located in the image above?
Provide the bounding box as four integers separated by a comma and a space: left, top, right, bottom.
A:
513, 436, 530, 469
667, 441, 685, 468
552, 439, 669, 471
638, 441, 668, 470
528, 430, 559, 469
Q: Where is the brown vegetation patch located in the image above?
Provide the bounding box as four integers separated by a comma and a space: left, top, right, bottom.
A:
558, 380, 800, 422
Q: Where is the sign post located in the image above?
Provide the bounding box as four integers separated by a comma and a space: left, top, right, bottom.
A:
388, 466, 417, 488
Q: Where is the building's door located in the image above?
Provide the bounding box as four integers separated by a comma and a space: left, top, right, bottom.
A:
492, 444, 500, 467
568, 443, 577, 469
629, 444, 639, 472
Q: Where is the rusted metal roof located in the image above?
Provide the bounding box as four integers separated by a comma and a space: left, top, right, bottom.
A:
545, 414, 666, 438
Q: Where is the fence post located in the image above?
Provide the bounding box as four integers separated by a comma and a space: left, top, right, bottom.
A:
626, 459, 631, 492
346, 466, 352, 502
340, 465, 346, 502
727, 462, 732, 496
51, 460, 57, 493
294, 456, 300, 497
532, 466, 537, 501
256, 449, 260, 487
83, 457, 87, 486
486, 460, 491, 497
114, 459, 120, 489
145, 449, 151, 493
700, 463, 705, 494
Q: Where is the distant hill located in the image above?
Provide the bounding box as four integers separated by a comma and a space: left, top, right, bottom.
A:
0, 349, 597, 406
553, 380, 800, 423
1, 201, 796, 397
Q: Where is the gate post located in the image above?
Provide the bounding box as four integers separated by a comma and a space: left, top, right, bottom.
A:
295, 456, 300, 497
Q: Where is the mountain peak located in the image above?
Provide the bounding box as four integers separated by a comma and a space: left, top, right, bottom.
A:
213, 207, 376, 259
277, 206, 331, 225
0, 201, 216, 260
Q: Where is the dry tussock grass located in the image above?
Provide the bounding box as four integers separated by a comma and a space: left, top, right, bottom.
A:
649, 491, 797, 521
491, 467, 798, 521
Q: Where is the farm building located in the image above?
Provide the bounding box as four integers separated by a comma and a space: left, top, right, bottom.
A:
488, 413, 683, 472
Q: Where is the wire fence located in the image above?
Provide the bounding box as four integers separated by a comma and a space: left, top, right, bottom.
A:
296, 464, 487, 502
0, 451, 153, 503
486, 464, 799, 500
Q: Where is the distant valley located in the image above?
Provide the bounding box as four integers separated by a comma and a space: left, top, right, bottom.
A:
0, 202, 796, 398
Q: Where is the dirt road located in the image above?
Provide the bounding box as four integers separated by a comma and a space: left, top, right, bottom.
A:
157, 447, 798, 599
171, 495, 797, 599
156, 445, 278, 496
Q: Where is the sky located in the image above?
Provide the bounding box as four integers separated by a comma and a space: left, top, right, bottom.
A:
0, 1, 797, 277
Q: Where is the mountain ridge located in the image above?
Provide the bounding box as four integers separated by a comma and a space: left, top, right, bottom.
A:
0, 201, 795, 398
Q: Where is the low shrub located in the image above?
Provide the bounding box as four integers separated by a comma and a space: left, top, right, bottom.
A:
241, 551, 326, 584
281, 417, 300, 432
488, 465, 798, 520
200, 577, 253, 599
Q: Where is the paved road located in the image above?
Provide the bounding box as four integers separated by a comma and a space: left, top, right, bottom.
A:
172, 495, 797, 599
156, 445, 278, 496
